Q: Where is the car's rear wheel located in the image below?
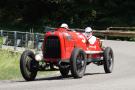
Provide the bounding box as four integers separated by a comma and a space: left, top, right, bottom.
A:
103, 47, 114, 73
20, 50, 38, 81
70, 48, 86, 78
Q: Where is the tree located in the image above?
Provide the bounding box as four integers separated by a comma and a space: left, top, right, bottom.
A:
0, 0, 135, 31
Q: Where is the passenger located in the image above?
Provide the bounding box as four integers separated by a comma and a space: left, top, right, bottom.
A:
84, 27, 96, 44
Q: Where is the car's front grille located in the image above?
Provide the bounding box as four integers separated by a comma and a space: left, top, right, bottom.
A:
44, 36, 61, 58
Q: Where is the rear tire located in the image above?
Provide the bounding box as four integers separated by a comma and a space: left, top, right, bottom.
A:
70, 48, 86, 78
20, 50, 38, 81
103, 47, 114, 73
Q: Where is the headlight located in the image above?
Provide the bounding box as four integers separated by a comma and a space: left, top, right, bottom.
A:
35, 53, 43, 61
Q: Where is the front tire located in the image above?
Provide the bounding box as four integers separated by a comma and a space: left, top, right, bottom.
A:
59, 67, 69, 77
103, 47, 114, 73
70, 48, 86, 78
20, 50, 38, 81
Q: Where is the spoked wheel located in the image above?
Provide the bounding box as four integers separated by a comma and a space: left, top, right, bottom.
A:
70, 48, 86, 78
103, 47, 114, 73
20, 50, 38, 81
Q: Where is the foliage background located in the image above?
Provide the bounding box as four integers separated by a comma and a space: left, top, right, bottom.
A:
0, 0, 135, 32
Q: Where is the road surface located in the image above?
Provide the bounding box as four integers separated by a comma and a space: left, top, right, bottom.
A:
0, 40, 135, 90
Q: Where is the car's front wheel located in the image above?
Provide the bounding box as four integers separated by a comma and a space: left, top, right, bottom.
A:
59, 67, 69, 78
20, 50, 38, 81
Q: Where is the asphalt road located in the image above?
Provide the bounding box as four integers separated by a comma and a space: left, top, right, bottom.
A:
0, 40, 135, 90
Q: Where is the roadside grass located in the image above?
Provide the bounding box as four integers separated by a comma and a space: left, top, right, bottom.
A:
0, 49, 21, 80
0, 49, 58, 80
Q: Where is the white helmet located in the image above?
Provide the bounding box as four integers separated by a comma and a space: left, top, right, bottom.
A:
85, 27, 92, 33
60, 23, 69, 29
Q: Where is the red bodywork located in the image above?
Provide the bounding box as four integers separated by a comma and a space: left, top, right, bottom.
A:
42, 28, 103, 63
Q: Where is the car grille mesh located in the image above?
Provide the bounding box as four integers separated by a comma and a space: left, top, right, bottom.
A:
44, 36, 61, 58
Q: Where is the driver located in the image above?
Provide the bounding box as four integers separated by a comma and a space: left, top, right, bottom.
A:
55, 23, 69, 31
84, 27, 96, 45
60, 23, 69, 29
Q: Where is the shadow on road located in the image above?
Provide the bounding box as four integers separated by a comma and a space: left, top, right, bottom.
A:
16, 75, 73, 82
36, 75, 73, 81
84, 72, 105, 76
16, 72, 105, 82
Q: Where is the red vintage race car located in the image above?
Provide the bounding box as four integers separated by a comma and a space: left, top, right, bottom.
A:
20, 27, 114, 81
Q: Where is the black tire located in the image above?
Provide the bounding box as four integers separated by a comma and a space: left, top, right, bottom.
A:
59, 67, 69, 77
70, 48, 86, 78
103, 47, 114, 73
50, 63, 55, 70
20, 50, 38, 81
